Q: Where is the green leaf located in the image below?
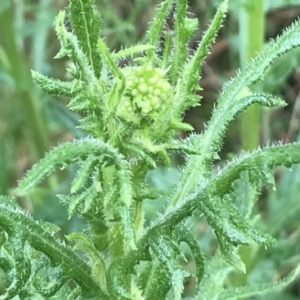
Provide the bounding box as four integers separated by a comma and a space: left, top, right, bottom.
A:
175, 225, 205, 283
145, 0, 174, 62
0, 201, 108, 298
31, 70, 74, 97
143, 143, 300, 275
118, 206, 137, 251
117, 168, 133, 208
66, 232, 107, 293
209, 143, 300, 197
196, 194, 273, 271
97, 38, 126, 110
217, 264, 300, 300
142, 260, 171, 300
71, 156, 98, 194
150, 237, 190, 300
55, 10, 95, 82
172, 0, 228, 113
59, 186, 98, 218
123, 142, 157, 169
193, 253, 234, 300
0, 235, 31, 300
199, 92, 285, 162
97, 38, 125, 83
216, 233, 246, 273
16, 138, 127, 195
106, 251, 142, 300
32, 264, 67, 297
69, 0, 102, 77
171, 0, 190, 78
171, 16, 300, 209
171, 92, 285, 206
112, 44, 155, 59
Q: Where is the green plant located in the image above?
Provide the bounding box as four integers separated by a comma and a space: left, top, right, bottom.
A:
0, 2, 49, 162
239, 0, 264, 151
1, 0, 300, 299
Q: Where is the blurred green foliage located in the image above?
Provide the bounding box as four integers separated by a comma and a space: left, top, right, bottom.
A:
1, 0, 300, 298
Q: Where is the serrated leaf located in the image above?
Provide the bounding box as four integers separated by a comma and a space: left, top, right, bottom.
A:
171, 0, 190, 79
194, 253, 234, 300
210, 143, 300, 197
171, 17, 300, 207
216, 233, 246, 273
142, 260, 171, 300
112, 44, 155, 59
150, 237, 189, 299
106, 253, 141, 300
71, 157, 98, 194
174, 0, 228, 112
123, 142, 157, 169
31, 70, 74, 97
32, 264, 67, 297
0, 235, 30, 300
0, 202, 108, 298
145, 0, 174, 62
59, 186, 98, 218
69, 0, 102, 77
217, 264, 300, 300
117, 168, 133, 208
16, 138, 127, 195
249, 164, 277, 191
117, 206, 137, 251
175, 225, 205, 283
198, 194, 273, 253
66, 232, 107, 292
55, 11, 95, 82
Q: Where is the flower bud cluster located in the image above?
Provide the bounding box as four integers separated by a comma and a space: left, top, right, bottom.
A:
119, 65, 171, 121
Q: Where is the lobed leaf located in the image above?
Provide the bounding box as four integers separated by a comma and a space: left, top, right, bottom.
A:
118, 206, 137, 251
59, 186, 98, 218
112, 44, 155, 60
106, 252, 140, 300
55, 11, 95, 82
16, 138, 127, 195
207, 143, 300, 197
143, 143, 300, 271
172, 0, 228, 116
172, 91, 286, 207
171, 17, 300, 210
67, 232, 107, 293
217, 264, 300, 300
175, 225, 205, 283
71, 156, 98, 194
32, 263, 67, 297
0, 200, 109, 298
145, 0, 174, 62
31, 70, 74, 97
150, 237, 189, 300
69, 0, 102, 78
143, 261, 171, 300
193, 253, 234, 300
171, 0, 189, 79
0, 235, 31, 300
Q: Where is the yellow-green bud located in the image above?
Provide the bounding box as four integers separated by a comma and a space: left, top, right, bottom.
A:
118, 65, 172, 122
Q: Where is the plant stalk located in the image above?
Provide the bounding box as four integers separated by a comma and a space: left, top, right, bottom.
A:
239, 0, 264, 150
0, 5, 49, 160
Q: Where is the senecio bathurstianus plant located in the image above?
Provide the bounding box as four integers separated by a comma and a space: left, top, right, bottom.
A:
1, 0, 300, 299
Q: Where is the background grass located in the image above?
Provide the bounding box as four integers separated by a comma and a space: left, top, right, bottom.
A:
1, 0, 300, 298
